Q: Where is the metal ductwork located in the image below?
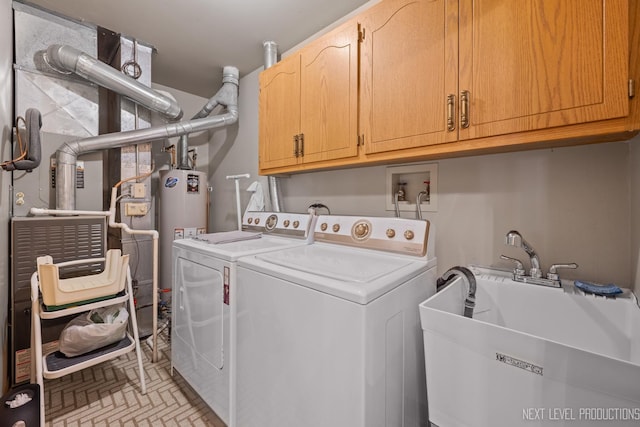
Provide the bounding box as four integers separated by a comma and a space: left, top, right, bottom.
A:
263, 40, 284, 212
44, 44, 183, 120
176, 66, 238, 169
56, 66, 239, 210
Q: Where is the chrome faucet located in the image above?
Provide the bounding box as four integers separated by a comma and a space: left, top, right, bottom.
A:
501, 230, 578, 288
415, 190, 428, 219
505, 230, 542, 278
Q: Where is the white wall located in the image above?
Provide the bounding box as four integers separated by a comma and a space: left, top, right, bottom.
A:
1, 0, 13, 391
630, 134, 640, 295
209, 60, 638, 293
208, 68, 264, 231
280, 142, 631, 286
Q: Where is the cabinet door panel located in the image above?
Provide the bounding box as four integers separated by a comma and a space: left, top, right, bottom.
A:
361, 0, 459, 154
459, 0, 629, 140
259, 56, 300, 170
300, 23, 359, 164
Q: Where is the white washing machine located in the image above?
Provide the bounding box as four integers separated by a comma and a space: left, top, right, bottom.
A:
171, 211, 316, 427
236, 215, 437, 427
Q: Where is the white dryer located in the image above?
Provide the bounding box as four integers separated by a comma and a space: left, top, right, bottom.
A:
171, 211, 316, 427
235, 215, 437, 427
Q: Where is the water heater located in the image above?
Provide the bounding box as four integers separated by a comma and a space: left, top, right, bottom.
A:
159, 169, 208, 290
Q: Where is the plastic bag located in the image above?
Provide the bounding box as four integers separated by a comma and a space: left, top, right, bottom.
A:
58, 305, 129, 357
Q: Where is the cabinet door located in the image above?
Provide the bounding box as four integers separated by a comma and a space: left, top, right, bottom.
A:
299, 21, 359, 164
361, 0, 459, 154
458, 0, 629, 140
258, 55, 301, 170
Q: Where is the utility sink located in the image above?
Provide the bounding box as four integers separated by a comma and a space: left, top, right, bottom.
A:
420, 266, 640, 427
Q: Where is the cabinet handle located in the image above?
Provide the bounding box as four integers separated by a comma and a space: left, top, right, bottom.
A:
447, 94, 456, 131
299, 133, 304, 157
293, 134, 299, 157
460, 90, 470, 129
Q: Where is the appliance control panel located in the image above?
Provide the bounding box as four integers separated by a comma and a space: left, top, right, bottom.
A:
243, 211, 316, 240
313, 215, 430, 257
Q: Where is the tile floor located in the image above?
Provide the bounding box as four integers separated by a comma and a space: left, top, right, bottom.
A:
42, 328, 226, 426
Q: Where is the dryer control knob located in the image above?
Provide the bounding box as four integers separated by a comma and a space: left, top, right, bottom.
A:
404, 230, 415, 240
248, 218, 253, 224
255, 218, 260, 225
386, 228, 396, 238
293, 220, 300, 228
283, 220, 290, 227
321, 222, 328, 231
332, 224, 340, 233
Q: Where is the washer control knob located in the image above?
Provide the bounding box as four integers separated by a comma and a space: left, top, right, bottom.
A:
255, 218, 260, 225
386, 228, 396, 238
293, 220, 300, 229
354, 223, 369, 238
247, 217, 253, 224
332, 224, 340, 233
404, 230, 415, 240
283, 220, 290, 227
321, 222, 328, 231
265, 214, 278, 231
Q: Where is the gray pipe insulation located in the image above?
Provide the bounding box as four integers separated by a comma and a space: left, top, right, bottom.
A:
44, 44, 183, 120
2, 108, 42, 171
55, 66, 239, 210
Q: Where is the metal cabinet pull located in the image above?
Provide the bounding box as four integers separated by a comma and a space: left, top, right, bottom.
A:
299, 133, 304, 157
460, 90, 470, 129
447, 94, 456, 131
293, 134, 299, 157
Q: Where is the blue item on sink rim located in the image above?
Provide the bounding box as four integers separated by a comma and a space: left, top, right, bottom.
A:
574, 280, 623, 296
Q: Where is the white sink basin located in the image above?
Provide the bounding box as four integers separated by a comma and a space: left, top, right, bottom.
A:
420, 266, 640, 427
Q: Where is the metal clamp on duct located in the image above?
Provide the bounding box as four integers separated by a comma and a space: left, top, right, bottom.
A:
1, 108, 42, 172
43, 44, 183, 120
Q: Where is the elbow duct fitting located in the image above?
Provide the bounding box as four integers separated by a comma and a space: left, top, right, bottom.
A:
177, 66, 240, 169
44, 44, 183, 120
55, 67, 240, 210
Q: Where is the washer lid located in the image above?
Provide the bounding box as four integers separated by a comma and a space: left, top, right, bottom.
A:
173, 235, 308, 261
247, 243, 435, 304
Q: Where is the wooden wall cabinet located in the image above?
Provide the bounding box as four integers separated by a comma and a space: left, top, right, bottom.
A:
259, 21, 359, 173
361, 0, 632, 156
259, 0, 639, 175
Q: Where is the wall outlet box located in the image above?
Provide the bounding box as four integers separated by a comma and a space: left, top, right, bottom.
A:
125, 202, 148, 216
132, 183, 146, 198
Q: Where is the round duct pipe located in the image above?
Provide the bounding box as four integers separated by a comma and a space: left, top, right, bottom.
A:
263, 40, 284, 212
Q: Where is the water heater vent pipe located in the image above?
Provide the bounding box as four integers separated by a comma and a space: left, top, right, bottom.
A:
55, 66, 239, 210
263, 40, 284, 212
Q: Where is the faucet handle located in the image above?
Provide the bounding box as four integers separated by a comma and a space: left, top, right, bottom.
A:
500, 255, 526, 276
547, 263, 578, 280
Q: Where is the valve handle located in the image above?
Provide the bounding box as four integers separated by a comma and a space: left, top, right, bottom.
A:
500, 254, 524, 269
548, 263, 578, 274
